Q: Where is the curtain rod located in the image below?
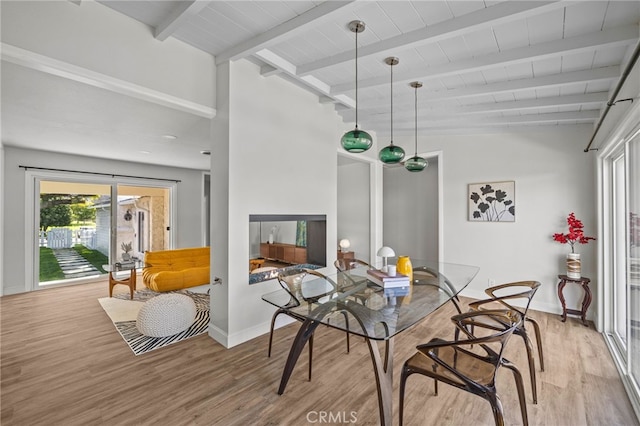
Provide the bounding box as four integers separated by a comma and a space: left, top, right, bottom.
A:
584, 39, 640, 153
18, 165, 181, 183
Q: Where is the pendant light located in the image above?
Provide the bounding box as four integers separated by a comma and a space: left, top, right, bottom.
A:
405, 81, 428, 172
341, 21, 373, 153
378, 57, 405, 164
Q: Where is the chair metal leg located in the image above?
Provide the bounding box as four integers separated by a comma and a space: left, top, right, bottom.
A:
399, 364, 412, 426
269, 309, 315, 382
527, 317, 545, 371
519, 330, 538, 404
501, 359, 529, 426
430, 351, 439, 396
268, 309, 287, 357
451, 296, 463, 314
487, 393, 506, 426
308, 332, 313, 381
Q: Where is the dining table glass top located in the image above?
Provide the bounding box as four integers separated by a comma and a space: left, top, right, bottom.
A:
261, 259, 479, 341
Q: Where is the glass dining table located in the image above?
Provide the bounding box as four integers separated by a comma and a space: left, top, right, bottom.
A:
261, 259, 480, 426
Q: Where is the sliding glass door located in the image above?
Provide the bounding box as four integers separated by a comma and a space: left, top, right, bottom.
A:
628, 134, 640, 392
29, 170, 174, 290
38, 181, 111, 284
611, 152, 627, 353
603, 126, 640, 415
114, 185, 170, 263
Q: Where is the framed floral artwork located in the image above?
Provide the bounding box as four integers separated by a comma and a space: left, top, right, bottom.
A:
468, 181, 515, 222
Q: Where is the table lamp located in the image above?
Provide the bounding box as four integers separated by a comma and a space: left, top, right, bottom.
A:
339, 239, 351, 252
377, 246, 395, 272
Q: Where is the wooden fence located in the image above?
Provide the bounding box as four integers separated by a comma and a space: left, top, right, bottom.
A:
39, 228, 97, 249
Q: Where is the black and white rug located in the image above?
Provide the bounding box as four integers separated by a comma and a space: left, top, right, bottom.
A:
98, 289, 209, 356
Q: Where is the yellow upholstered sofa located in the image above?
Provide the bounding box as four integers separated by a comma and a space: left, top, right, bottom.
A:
142, 247, 210, 292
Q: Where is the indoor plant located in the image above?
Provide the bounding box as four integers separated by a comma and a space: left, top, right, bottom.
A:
121, 241, 133, 261
553, 213, 595, 278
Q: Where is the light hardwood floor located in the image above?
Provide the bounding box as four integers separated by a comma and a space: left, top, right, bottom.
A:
1, 280, 638, 426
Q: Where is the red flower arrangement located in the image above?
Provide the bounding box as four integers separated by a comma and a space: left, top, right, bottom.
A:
553, 212, 596, 253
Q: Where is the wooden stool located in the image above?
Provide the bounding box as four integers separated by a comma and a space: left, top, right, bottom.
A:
557, 275, 591, 326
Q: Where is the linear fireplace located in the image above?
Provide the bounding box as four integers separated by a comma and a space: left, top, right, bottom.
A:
249, 214, 326, 284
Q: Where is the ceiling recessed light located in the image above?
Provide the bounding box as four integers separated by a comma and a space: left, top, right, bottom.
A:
162, 134, 177, 140
200, 150, 211, 155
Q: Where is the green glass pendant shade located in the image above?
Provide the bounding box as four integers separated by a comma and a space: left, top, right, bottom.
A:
379, 143, 405, 163
341, 21, 373, 154
341, 128, 373, 153
404, 155, 428, 172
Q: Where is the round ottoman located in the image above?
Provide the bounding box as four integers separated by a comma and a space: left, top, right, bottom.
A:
136, 294, 197, 337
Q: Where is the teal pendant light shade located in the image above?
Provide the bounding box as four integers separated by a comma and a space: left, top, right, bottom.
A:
379, 57, 405, 164
405, 155, 428, 171
405, 81, 428, 172
379, 144, 405, 163
342, 21, 373, 153
341, 127, 373, 153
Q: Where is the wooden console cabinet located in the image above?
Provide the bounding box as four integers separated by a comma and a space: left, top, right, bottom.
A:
337, 251, 354, 261
260, 243, 307, 264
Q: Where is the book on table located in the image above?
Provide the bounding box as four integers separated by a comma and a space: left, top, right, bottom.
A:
383, 286, 410, 297
366, 268, 410, 288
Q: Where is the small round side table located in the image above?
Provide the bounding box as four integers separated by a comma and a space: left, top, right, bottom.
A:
557, 274, 591, 326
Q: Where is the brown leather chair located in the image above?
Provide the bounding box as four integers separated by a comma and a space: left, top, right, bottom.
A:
467, 280, 544, 404
399, 309, 528, 426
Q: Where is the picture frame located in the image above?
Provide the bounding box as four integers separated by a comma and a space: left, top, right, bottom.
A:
468, 181, 515, 222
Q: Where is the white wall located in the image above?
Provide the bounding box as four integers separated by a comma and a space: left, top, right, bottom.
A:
209, 59, 343, 347
390, 126, 597, 317
337, 160, 371, 262
1, 0, 215, 108
1, 147, 207, 295
383, 158, 439, 262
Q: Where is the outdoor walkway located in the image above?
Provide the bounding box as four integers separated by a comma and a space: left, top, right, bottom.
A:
52, 249, 100, 279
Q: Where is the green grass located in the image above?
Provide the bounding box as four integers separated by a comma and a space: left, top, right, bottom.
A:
39, 247, 65, 281
73, 245, 108, 273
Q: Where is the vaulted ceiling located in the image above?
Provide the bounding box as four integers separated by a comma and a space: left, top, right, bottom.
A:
2, 1, 639, 169
100, 0, 639, 136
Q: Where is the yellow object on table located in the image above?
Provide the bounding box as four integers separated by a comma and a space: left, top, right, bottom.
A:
396, 256, 413, 283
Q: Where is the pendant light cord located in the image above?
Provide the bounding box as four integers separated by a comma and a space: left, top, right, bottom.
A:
355, 28, 359, 128
390, 61, 393, 145
414, 85, 418, 156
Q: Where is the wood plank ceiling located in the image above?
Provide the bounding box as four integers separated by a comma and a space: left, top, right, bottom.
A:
99, 0, 640, 137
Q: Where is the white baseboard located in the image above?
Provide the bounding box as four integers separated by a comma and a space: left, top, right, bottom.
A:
208, 315, 296, 349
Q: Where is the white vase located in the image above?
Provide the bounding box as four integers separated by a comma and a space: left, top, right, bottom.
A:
566, 253, 581, 279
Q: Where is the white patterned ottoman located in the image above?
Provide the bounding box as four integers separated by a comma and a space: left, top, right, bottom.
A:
136, 293, 197, 337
